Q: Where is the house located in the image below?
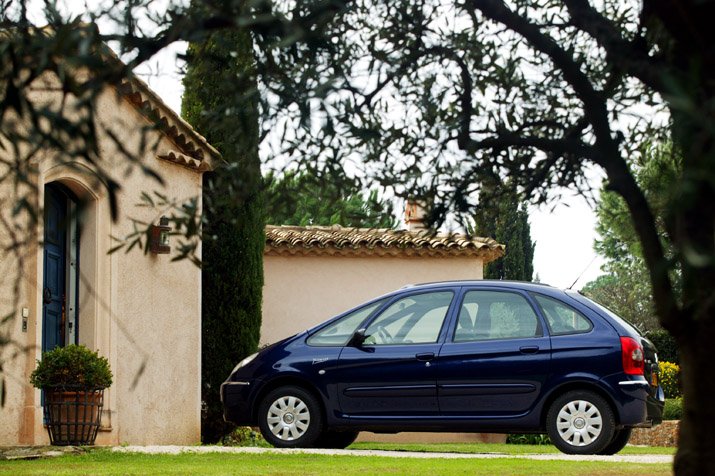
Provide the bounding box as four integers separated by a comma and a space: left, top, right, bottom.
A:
261, 215, 505, 346
0, 64, 218, 445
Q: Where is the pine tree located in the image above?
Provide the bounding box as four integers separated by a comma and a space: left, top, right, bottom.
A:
474, 185, 534, 281
181, 15, 264, 443
265, 170, 396, 228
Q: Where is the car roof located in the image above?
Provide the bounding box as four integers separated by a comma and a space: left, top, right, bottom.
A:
401, 280, 559, 293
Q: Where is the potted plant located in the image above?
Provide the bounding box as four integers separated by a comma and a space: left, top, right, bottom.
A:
30, 344, 112, 446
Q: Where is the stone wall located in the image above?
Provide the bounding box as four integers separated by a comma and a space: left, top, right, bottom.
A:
630, 420, 679, 447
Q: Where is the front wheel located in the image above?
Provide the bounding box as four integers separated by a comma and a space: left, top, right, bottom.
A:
258, 386, 323, 448
546, 390, 615, 455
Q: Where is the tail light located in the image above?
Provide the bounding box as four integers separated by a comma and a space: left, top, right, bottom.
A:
620, 336, 645, 375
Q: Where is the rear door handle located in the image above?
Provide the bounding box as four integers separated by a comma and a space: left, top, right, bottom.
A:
519, 346, 539, 354
415, 352, 435, 362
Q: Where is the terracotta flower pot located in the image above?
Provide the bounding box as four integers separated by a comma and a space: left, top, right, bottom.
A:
44, 388, 104, 446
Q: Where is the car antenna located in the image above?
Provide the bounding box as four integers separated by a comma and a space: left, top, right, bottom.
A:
567, 255, 598, 290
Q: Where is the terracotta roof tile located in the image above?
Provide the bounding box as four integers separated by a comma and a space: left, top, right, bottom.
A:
116, 78, 218, 172
265, 225, 504, 262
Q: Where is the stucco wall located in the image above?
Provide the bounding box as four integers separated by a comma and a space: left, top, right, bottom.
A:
0, 80, 203, 445
261, 254, 484, 346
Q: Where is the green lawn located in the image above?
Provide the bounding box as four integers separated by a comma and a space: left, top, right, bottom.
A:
0, 449, 672, 476
349, 441, 677, 455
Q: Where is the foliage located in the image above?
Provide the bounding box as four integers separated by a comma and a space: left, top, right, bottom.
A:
645, 329, 679, 365
581, 271, 656, 332
220, 426, 270, 447
506, 434, 552, 445
473, 184, 534, 281
265, 171, 396, 228
29, 345, 112, 390
181, 12, 264, 443
585, 144, 682, 331
659, 361, 682, 399
595, 144, 681, 265
663, 397, 684, 420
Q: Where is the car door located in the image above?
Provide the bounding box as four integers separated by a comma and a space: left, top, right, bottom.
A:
335, 290, 456, 417
437, 288, 552, 416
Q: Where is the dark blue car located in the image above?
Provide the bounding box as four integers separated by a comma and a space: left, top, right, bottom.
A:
221, 281, 664, 454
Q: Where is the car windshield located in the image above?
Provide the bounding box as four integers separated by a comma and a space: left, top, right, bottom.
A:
569, 290, 643, 336
306, 299, 387, 346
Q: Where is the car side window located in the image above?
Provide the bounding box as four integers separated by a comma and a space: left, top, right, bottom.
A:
533, 294, 592, 336
363, 291, 454, 345
307, 299, 386, 346
454, 290, 541, 342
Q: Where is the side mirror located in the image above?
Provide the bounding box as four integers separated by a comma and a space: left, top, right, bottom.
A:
347, 328, 368, 348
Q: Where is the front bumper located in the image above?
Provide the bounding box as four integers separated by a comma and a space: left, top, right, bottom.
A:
221, 381, 254, 425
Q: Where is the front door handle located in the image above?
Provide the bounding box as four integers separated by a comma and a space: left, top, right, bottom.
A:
519, 346, 540, 354
415, 352, 435, 362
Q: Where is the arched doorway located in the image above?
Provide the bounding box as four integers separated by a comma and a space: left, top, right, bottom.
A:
42, 183, 80, 352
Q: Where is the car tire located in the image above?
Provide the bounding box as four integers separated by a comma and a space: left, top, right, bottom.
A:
546, 390, 615, 455
313, 430, 360, 449
596, 427, 632, 455
258, 386, 323, 448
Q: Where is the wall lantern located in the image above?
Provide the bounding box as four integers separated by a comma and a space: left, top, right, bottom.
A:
150, 216, 171, 254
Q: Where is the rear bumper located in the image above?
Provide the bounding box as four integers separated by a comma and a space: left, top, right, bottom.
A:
221, 381, 254, 425
645, 384, 665, 426
601, 375, 662, 427
618, 379, 665, 428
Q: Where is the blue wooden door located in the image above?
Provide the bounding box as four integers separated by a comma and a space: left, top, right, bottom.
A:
42, 185, 67, 352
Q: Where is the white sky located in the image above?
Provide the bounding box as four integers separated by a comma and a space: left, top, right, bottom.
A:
27, 0, 607, 290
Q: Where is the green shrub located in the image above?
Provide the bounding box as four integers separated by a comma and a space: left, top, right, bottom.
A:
658, 361, 681, 398
221, 427, 270, 447
645, 329, 679, 364
506, 433, 552, 445
30, 344, 112, 390
663, 397, 683, 420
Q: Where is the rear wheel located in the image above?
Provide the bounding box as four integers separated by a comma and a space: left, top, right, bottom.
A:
313, 430, 360, 449
597, 428, 632, 455
258, 386, 323, 448
546, 390, 615, 455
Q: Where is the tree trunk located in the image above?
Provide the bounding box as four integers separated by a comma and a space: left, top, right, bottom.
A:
673, 317, 715, 475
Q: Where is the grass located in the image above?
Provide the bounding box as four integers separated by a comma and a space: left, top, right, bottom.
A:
0, 450, 671, 476
349, 441, 677, 455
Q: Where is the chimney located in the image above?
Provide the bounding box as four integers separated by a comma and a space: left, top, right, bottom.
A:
404, 201, 427, 231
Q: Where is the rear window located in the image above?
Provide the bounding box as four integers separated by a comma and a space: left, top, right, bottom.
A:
533, 293, 592, 336
570, 291, 642, 336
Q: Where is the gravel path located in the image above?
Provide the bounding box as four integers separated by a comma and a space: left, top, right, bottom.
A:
112, 445, 672, 464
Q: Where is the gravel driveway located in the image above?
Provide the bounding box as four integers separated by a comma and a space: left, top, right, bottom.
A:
112, 445, 672, 464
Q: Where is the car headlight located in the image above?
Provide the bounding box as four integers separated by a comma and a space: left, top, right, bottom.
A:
231, 352, 258, 375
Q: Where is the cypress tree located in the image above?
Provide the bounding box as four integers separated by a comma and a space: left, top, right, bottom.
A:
474, 184, 534, 281
182, 14, 264, 442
